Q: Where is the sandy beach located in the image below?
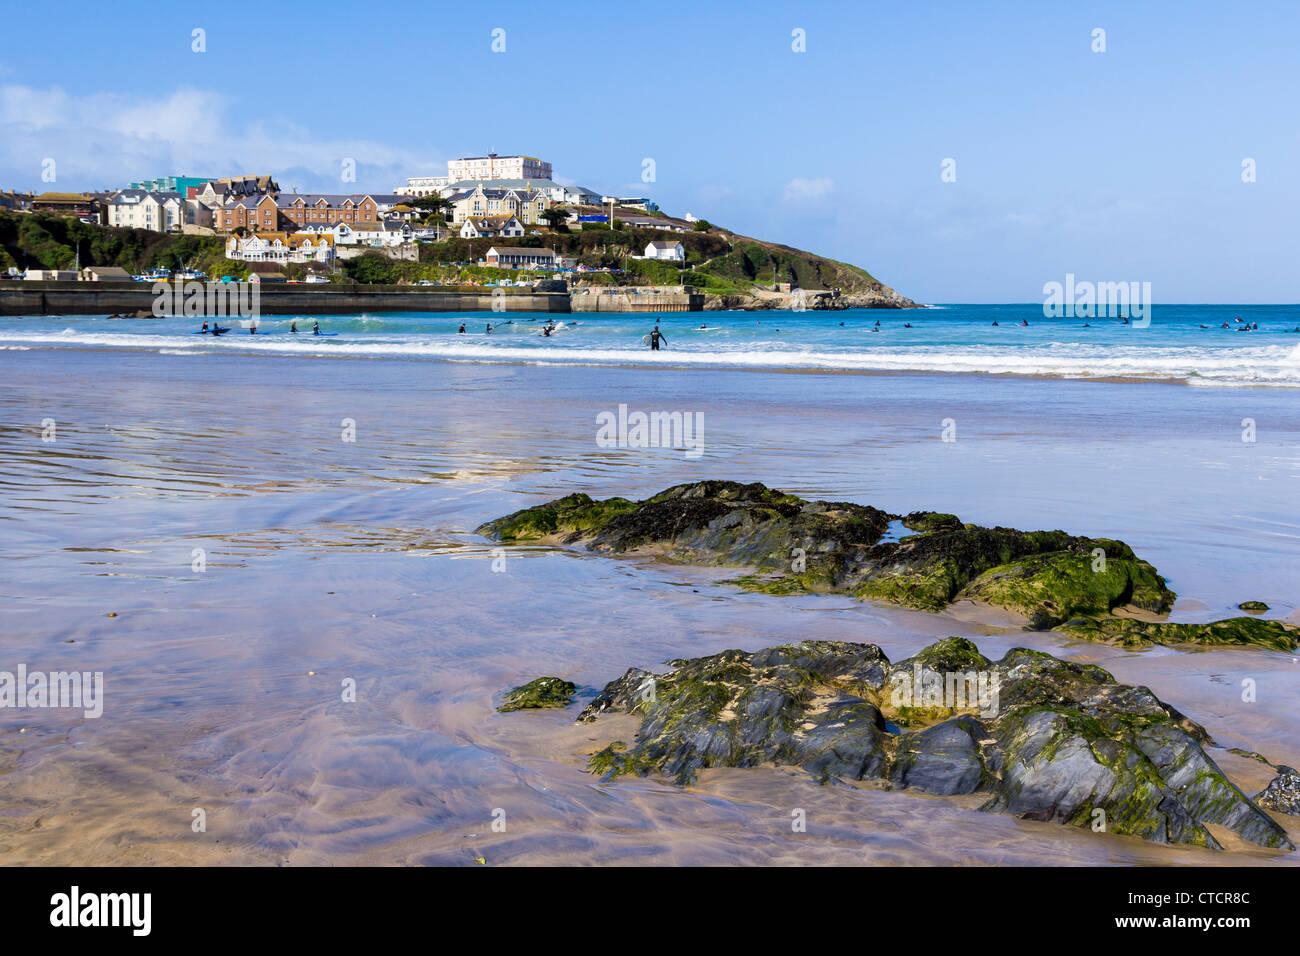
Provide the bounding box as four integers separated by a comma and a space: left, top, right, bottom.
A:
1, 326, 1297, 866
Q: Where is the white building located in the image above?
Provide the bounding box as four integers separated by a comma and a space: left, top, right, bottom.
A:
225, 232, 336, 263
448, 153, 551, 181
485, 246, 558, 269
642, 240, 685, 262
399, 176, 450, 197
106, 189, 186, 232
460, 215, 524, 239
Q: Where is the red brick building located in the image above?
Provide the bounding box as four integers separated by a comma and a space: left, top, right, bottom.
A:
214, 194, 379, 233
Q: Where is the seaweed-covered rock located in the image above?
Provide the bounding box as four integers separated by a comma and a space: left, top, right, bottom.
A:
1055, 617, 1297, 651
567, 638, 1293, 851
1237, 601, 1270, 613
1255, 767, 1300, 815
478, 481, 1174, 629
498, 676, 577, 713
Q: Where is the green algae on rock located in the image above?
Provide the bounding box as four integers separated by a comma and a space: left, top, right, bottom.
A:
1055, 616, 1297, 651
478, 482, 1293, 649
566, 637, 1293, 851
478, 481, 1173, 627
1237, 601, 1270, 613
498, 676, 577, 713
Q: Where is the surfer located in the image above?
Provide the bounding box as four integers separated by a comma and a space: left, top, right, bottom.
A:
992, 321, 999, 327
486, 323, 493, 334
291, 321, 298, 334
312, 321, 320, 335
648, 326, 667, 351
458, 323, 466, 334
201, 321, 209, 333
249, 324, 257, 334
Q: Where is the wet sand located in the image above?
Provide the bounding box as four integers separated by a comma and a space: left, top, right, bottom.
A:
0, 348, 1297, 865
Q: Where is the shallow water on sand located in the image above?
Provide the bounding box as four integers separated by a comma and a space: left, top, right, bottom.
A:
0, 347, 1297, 865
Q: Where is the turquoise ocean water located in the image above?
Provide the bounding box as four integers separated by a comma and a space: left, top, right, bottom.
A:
3, 304, 1300, 386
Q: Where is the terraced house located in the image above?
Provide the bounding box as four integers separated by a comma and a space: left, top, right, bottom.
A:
215, 193, 380, 233
225, 231, 336, 263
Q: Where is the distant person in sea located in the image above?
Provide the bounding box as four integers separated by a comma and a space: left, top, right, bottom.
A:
290, 321, 298, 333
312, 321, 320, 335
1083, 322, 1091, 327
992, 321, 999, 326
1020, 319, 1030, 327
201, 321, 209, 332
486, 323, 493, 335
249, 324, 256, 334
1252, 322, 1258, 330
458, 323, 466, 334
649, 326, 667, 351
903, 322, 913, 328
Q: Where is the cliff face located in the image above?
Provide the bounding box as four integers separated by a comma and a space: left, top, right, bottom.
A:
697, 235, 918, 309
703, 285, 916, 311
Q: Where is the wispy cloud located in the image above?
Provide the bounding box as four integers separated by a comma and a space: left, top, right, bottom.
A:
0, 84, 439, 192
781, 176, 833, 203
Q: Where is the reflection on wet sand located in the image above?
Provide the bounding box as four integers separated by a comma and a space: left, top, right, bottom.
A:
0, 350, 1297, 865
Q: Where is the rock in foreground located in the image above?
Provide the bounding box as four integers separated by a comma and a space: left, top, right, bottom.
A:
479, 482, 1295, 648
566, 637, 1293, 851
1256, 767, 1300, 816
498, 677, 576, 713
1056, 616, 1296, 651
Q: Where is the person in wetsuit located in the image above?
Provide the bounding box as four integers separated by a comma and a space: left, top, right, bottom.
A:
291, 321, 298, 333
458, 323, 466, 334
649, 326, 667, 351
312, 321, 320, 335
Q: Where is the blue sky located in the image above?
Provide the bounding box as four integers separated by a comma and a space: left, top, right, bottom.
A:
2, 0, 1297, 302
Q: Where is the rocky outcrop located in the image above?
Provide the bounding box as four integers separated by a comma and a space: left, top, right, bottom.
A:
702, 286, 916, 312
479, 482, 1296, 649
1056, 617, 1297, 652
561, 637, 1293, 851
497, 676, 576, 713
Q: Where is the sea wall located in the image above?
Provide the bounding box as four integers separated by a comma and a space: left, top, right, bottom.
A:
570, 291, 704, 312
0, 281, 573, 316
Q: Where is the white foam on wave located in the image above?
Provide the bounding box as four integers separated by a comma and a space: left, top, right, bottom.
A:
4, 329, 1300, 387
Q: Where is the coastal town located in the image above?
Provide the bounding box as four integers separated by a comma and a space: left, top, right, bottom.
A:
1, 153, 690, 278
0, 152, 912, 311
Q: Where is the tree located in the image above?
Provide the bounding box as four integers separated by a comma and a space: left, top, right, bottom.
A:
411, 195, 452, 224
540, 206, 571, 231
692, 219, 713, 232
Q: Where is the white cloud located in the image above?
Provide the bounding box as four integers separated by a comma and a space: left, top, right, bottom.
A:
0, 84, 439, 193
781, 176, 833, 203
